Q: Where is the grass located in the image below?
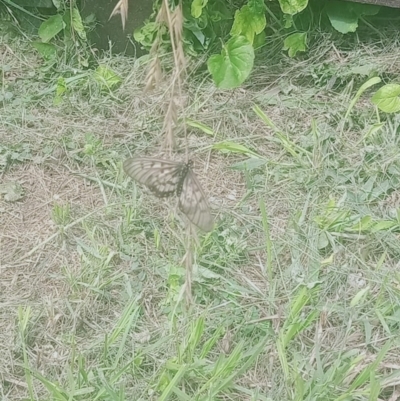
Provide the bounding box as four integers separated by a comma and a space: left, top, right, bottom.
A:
2, 17, 400, 401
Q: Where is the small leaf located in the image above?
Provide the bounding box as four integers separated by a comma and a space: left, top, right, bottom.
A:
213, 141, 260, 157
278, 0, 308, 15
38, 14, 64, 42
31, 42, 57, 60
230, 4, 266, 44
94, 66, 121, 90
134, 22, 165, 49
371, 220, 398, 232
54, 77, 67, 105
350, 286, 370, 307
321, 254, 334, 266
283, 32, 307, 57
71, 8, 86, 40
185, 119, 216, 136
0, 182, 24, 202
351, 64, 377, 76
350, 215, 373, 232
191, 0, 208, 18
207, 36, 254, 89
317, 232, 329, 249
52, 0, 62, 10
231, 158, 267, 171
371, 84, 400, 113
253, 31, 266, 50
283, 14, 294, 28
326, 2, 380, 34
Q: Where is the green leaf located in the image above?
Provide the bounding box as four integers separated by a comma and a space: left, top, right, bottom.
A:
185, 119, 216, 136
351, 215, 373, 232
191, 0, 208, 18
230, 4, 266, 44
38, 14, 65, 43
351, 2, 380, 16
326, 2, 380, 34
94, 66, 121, 90
343, 76, 381, 122
278, 0, 308, 15
283, 32, 307, 57
253, 31, 266, 50
230, 158, 267, 171
371, 84, 400, 113
134, 22, 164, 49
71, 8, 86, 40
213, 141, 261, 157
207, 36, 254, 89
326, 3, 358, 33
31, 42, 57, 60
52, 0, 62, 10
371, 220, 398, 232
248, 0, 267, 14
54, 77, 67, 105
350, 287, 370, 307
283, 14, 294, 28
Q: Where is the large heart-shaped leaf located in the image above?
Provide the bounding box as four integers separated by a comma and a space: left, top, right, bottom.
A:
207, 36, 254, 89
372, 84, 400, 113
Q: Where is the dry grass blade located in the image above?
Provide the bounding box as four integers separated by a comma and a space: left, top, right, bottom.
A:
109, 0, 129, 31
144, 56, 162, 92
162, 94, 178, 150
170, 4, 186, 73
162, 0, 186, 152
144, 2, 168, 93
182, 247, 193, 306
156, 0, 168, 24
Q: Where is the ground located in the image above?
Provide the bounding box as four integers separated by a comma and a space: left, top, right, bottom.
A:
1, 18, 400, 401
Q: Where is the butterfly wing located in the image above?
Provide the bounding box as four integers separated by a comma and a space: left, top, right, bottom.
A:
123, 157, 184, 198
179, 168, 214, 232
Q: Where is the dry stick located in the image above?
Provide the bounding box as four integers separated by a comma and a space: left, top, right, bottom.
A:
162, 84, 178, 151
184, 243, 193, 305
172, 3, 195, 304
154, 0, 195, 304
162, 2, 184, 152
144, 2, 167, 92
169, 2, 195, 304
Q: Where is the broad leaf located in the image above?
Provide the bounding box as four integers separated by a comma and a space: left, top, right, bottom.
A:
230, 4, 266, 44
207, 36, 254, 89
94, 66, 121, 90
32, 42, 57, 60
71, 8, 86, 40
326, 2, 380, 34
283, 32, 307, 57
372, 84, 400, 113
191, 0, 208, 18
278, 0, 308, 15
38, 14, 64, 42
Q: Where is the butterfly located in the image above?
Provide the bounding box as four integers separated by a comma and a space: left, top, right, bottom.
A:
123, 157, 214, 232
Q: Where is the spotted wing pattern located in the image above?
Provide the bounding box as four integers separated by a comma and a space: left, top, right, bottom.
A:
123, 157, 185, 198
123, 157, 214, 231
178, 168, 214, 232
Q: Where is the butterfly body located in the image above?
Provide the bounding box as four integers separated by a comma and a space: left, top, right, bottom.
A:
123, 157, 214, 232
